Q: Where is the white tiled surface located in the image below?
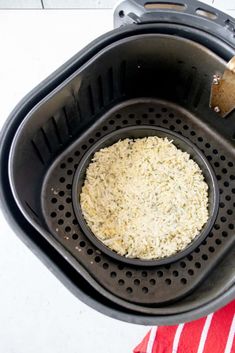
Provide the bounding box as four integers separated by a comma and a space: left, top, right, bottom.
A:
0, 10, 149, 353
43, 0, 118, 8
0, 0, 42, 8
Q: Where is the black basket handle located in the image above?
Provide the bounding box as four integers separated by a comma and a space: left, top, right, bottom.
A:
113, 0, 235, 44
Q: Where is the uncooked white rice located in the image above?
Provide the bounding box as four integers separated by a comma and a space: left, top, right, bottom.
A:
80, 136, 209, 260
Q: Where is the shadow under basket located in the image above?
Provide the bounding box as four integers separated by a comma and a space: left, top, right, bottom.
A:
6, 31, 235, 318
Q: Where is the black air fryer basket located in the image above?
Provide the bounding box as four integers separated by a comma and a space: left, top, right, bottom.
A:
1, 0, 235, 325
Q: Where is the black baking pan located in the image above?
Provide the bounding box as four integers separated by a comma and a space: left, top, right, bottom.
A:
0, 0, 235, 323
72, 125, 219, 266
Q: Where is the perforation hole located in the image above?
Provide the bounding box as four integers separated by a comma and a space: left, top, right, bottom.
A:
150, 279, 156, 285
155, 113, 161, 118
96, 132, 101, 137
220, 155, 226, 161
142, 113, 148, 118
72, 233, 78, 240
126, 271, 132, 278
181, 278, 187, 284
126, 287, 133, 294
65, 226, 71, 233
118, 279, 125, 286
118, 264, 124, 270
95, 255, 101, 263
190, 131, 196, 136
110, 271, 117, 278
165, 278, 171, 285
60, 163, 66, 169
59, 177, 65, 183
221, 216, 226, 223
129, 113, 135, 119
161, 107, 167, 112
109, 120, 114, 125
74, 151, 80, 156
230, 175, 235, 180
220, 202, 225, 208
142, 287, 148, 293
228, 162, 233, 167
66, 184, 71, 190
180, 261, 186, 268
58, 219, 64, 225
214, 224, 220, 230
134, 279, 140, 286
188, 269, 194, 276
198, 137, 203, 142
226, 195, 231, 201
227, 209, 233, 215
173, 270, 179, 277
195, 262, 201, 268
209, 247, 215, 253
142, 271, 147, 277
72, 219, 78, 225
122, 120, 128, 125
195, 247, 200, 253
163, 119, 168, 124
149, 119, 155, 124
149, 108, 154, 113
222, 168, 227, 174
202, 254, 208, 260
215, 239, 222, 245
65, 212, 71, 218
51, 198, 57, 204
157, 271, 163, 277
169, 113, 174, 118
136, 120, 141, 125
213, 149, 218, 155
205, 143, 210, 148
214, 162, 220, 167
80, 241, 86, 247
116, 114, 121, 119
66, 197, 71, 203
89, 138, 94, 144
103, 263, 109, 269
176, 119, 181, 124
222, 231, 228, 237
170, 125, 175, 130
102, 126, 108, 131
187, 254, 193, 261
229, 224, 234, 230
50, 212, 56, 218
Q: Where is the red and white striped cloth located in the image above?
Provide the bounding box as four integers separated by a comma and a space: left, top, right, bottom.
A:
134, 300, 235, 353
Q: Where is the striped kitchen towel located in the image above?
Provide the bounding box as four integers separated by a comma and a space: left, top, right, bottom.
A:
134, 300, 235, 353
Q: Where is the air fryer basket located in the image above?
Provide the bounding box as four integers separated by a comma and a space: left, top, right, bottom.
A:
1, 0, 235, 323
9, 33, 235, 307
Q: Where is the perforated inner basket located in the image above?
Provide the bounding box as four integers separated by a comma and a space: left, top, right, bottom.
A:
9, 34, 235, 308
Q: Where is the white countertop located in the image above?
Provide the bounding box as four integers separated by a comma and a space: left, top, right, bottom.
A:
0, 5, 234, 353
